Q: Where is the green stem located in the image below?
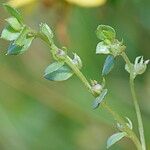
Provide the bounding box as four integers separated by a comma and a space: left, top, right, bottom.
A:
121, 52, 146, 150
103, 103, 142, 150
130, 78, 146, 150
37, 33, 142, 150
65, 55, 142, 150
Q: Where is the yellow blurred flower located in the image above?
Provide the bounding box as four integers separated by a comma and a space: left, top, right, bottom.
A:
8, 0, 106, 8
8, 0, 36, 8
65, 0, 106, 7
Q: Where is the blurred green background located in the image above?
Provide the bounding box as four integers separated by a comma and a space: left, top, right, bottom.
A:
0, 0, 150, 150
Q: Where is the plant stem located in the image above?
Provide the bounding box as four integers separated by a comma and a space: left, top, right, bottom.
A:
130, 78, 146, 150
37, 33, 142, 150
65, 55, 142, 150
121, 52, 146, 150
103, 103, 142, 150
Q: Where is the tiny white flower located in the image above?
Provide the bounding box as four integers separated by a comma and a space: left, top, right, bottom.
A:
125, 56, 149, 78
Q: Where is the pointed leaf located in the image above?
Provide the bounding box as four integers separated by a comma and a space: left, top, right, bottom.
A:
96, 25, 116, 41
93, 89, 108, 109
40, 23, 53, 43
3, 4, 23, 23
44, 62, 73, 81
44, 62, 64, 74
6, 17, 22, 31
7, 37, 34, 55
1, 25, 20, 41
7, 43, 23, 55
15, 26, 29, 46
107, 132, 127, 149
102, 55, 115, 76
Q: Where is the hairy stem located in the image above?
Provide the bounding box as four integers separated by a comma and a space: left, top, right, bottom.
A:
121, 52, 146, 150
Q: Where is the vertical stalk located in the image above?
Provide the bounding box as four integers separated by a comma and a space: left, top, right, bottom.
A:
121, 52, 146, 150
130, 77, 146, 150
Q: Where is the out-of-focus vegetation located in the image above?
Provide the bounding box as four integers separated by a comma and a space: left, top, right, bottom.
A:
0, 0, 149, 150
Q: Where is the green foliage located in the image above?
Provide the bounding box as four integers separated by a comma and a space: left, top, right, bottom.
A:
1, 5, 35, 55
107, 132, 127, 149
3, 4, 23, 23
96, 25, 116, 41
102, 55, 115, 76
40, 23, 54, 44
15, 26, 29, 46
7, 37, 34, 55
0, 4, 149, 150
44, 62, 73, 81
1, 25, 20, 41
5, 17, 22, 31
92, 89, 108, 109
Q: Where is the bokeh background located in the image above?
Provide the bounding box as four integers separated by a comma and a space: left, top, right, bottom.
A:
0, 0, 150, 150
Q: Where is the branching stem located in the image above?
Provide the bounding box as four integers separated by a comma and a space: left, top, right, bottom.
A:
36, 32, 142, 150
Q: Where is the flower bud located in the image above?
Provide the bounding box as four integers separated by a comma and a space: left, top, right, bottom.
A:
125, 56, 149, 78
55, 49, 66, 60
91, 80, 103, 95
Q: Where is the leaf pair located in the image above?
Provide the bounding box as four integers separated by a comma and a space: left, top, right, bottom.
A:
95, 25, 116, 76
44, 62, 74, 81
1, 4, 34, 55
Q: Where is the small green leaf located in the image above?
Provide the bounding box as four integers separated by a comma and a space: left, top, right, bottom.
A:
93, 89, 108, 109
44, 62, 64, 74
96, 25, 116, 41
3, 4, 23, 23
7, 43, 23, 55
15, 26, 29, 46
6, 17, 22, 31
44, 62, 73, 81
102, 55, 115, 76
1, 25, 20, 41
7, 37, 34, 55
96, 42, 110, 54
40, 23, 53, 43
107, 132, 127, 149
